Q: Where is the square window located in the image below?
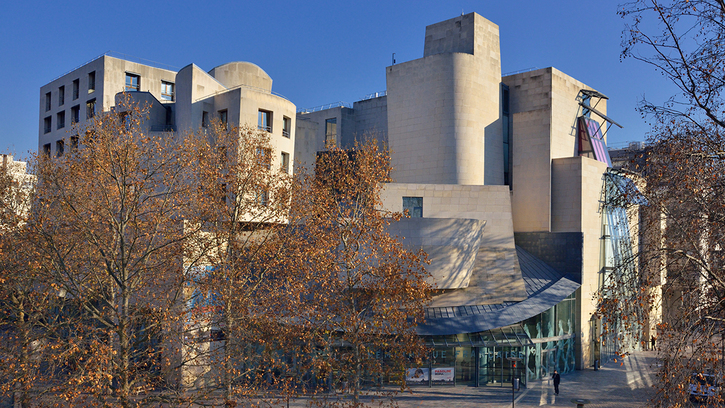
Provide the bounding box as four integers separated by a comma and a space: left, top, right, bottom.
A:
88, 71, 95, 93
45, 92, 51, 112
161, 81, 174, 101
86, 98, 96, 119
325, 118, 337, 147
202, 111, 209, 128
281, 152, 290, 173
72, 79, 79, 100
57, 111, 65, 129
258, 110, 272, 132
56, 140, 64, 157
44, 116, 52, 134
42, 143, 51, 158
70, 135, 79, 151
59, 86, 65, 106
403, 196, 423, 218
71, 105, 80, 124
125, 73, 140, 92
283, 116, 291, 138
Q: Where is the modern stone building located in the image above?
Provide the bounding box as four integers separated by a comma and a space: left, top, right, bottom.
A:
39, 55, 296, 175
297, 12, 638, 387
38, 12, 643, 390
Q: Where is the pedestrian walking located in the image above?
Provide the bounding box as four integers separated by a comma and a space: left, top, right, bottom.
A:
552, 369, 561, 395
651, 335, 656, 351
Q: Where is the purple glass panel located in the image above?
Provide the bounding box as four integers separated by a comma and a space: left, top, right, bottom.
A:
580, 117, 612, 167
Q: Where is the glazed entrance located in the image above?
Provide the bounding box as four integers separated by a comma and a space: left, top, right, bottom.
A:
420, 325, 533, 387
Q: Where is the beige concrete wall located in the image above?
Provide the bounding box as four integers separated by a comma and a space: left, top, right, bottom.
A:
380, 184, 514, 246
352, 96, 388, 147
39, 56, 177, 156
386, 13, 502, 186
102, 56, 177, 112
550, 68, 607, 160
39, 57, 104, 154
551, 157, 583, 232
237, 88, 296, 172
380, 183, 525, 304
506, 68, 608, 233
208, 62, 272, 92
175, 64, 226, 134
293, 116, 322, 173
506, 68, 553, 232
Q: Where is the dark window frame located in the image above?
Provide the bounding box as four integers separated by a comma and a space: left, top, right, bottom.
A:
57, 111, 65, 129
161, 81, 174, 101
86, 98, 96, 119
403, 196, 423, 218
72, 79, 79, 100
125, 73, 140, 92
258, 110, 272, 132
88, 71, 96, 94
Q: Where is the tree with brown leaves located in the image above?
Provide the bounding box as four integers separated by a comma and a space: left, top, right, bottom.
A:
24, 101, 197, 407
288, 141, 431, 407
183, 120, 301, 406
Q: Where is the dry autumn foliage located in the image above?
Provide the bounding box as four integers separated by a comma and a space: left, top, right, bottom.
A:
286, 142, 431, 407
23, 101, 197, 407
0, 102, 431, 407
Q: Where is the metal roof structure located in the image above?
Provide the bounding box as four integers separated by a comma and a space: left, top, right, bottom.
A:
418, 246, 580, 336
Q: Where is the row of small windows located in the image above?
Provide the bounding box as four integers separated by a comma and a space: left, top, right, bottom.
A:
42, 136, 79, 158
42, 139, 286, 170
201, 109, 291, 139
43, 100, 95, 133
45, 73, 94, 112
45, 72, 174, 114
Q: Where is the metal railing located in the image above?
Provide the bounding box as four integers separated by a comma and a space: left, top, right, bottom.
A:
502, 67, 540, 76
297, 101, 352, 114
360, 90, 387, 100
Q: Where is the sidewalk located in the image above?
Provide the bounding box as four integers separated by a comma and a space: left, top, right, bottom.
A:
284, 349, 658, 407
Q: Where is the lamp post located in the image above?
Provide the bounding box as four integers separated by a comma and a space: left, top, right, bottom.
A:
508, 356, 522, 408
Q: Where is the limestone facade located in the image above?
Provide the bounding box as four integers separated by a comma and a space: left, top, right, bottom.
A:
297, 12, 620, 373
39, 56, 296, 175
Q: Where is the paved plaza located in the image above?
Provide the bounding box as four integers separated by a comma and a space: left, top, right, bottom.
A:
283, 349, 658, 407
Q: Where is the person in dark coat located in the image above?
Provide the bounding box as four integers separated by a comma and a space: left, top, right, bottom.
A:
552, 370, 561, 395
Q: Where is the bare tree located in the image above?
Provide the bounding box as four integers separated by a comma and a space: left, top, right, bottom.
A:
611, 3, 725, 405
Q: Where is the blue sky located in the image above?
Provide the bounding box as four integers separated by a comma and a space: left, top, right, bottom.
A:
0, 0, 676, 159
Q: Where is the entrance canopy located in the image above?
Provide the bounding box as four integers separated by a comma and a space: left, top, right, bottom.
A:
418, 246, 580, 336
422, 324, 534, 348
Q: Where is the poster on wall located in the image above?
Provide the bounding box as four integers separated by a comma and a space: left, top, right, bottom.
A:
432, 367, 455, 382
405, 367, 429, 382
